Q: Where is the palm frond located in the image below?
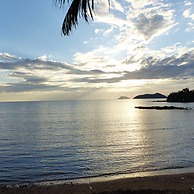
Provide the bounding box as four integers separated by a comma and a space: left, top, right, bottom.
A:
55, 0, 110, 35
55, 0, 95, 35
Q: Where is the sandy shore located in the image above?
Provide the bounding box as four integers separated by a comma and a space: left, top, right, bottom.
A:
1, 173, 194, 194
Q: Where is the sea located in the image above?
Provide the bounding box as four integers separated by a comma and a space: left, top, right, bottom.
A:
0, 99, 194, 186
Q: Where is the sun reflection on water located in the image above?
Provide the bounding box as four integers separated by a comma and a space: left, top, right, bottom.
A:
0, 100, 194, 185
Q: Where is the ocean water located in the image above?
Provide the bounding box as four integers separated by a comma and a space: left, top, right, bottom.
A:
0, 99, 194, 186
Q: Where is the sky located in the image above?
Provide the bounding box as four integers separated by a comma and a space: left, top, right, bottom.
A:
0, 0, 194, 101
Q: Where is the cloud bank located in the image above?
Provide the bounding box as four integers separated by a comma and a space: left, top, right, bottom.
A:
1, 0, 194, 100
1, 46, 194, 94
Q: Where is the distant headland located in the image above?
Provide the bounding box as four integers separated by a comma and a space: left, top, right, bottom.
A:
118, 96, 130, 99
167, 88, 194, 102
118, 88, 194, 103
134, 93, 167, 99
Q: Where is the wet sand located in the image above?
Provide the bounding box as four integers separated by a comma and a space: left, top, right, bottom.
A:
1, 173, 194, 194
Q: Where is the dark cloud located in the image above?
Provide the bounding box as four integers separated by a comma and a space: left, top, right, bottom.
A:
123, 63, 194, 80
10, 71, 49, 83
133, 13, 170, 39
0, 58, 72, 71
1, 50, 194, 93
1, 83, 59, 93
126, 50, 194, 79
71, 49, 194, 83
0, 58, 107, 75
23, 76, 48, 84
0, 56, 109, 93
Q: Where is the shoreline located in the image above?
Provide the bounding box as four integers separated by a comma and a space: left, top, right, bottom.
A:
2, 167, 194, 188
1, 170, 194, 194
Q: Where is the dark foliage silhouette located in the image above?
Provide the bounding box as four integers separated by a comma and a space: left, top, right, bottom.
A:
167, 88, 194, 102
55, 0, 109, 35
134, 93, 167, 99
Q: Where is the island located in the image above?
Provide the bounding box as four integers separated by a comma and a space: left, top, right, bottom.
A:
135, 106, 191, 110
118, 96, 130, 99
167, 88, 194, 102
134, 93, 167, 99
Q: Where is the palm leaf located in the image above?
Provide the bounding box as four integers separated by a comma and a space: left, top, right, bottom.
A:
55, 0, 95, 35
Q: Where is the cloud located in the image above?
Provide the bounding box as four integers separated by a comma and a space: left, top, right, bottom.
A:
71, 47, 194, 84
73, 45, 123, 72
184, 0, 192, 6
93, 0, 175, 41
37, 55, 49, 61
0, 52, 17, 61
0, 54, 110, 93
124, 48, 194, 80
0, 45, 194, 96
127, 1, 175, 41
88, 0, 176, 72
182, 2, 194, 31
1, 83, 59, 93
183, 8, 194, 20
129, 0, 157, 9
110, 0, 124, 13
131, 13, 172, 40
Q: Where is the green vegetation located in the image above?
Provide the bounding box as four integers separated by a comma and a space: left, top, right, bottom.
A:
167, 88, 194, 102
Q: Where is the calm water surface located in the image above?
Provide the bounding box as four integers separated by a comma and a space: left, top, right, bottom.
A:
0, 100, 194, 185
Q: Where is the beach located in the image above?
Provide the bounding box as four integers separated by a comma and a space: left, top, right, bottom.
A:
1, 172, 194, 194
